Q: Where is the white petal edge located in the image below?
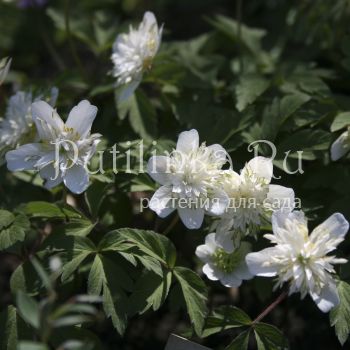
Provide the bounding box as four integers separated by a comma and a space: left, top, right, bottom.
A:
245, 248, 279, 277
331, 131, 349, 161
6, 143, 42, 171
244, 156, 273, 181
178, 207, 204, 229
147, 155, 172, 185
310, 282, 340, 313
66, 100, 98, 139
149, 186, 174, 218
176, 129, 199, 154
63, 164, 89, 194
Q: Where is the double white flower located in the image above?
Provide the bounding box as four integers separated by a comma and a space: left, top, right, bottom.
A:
196, 233, 252, 287
111, 11, 162, 101
217, 156, 295, 234
246, 210, 349, 312
0, 89, 58, 159
147, 129, 229, 229
331, 127, 350, 161
6, 100, 100, 194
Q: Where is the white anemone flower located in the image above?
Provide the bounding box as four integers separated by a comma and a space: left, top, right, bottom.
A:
6, 100, 100, 194
331, 128, 350, 161
111, 11, 162, 102
195, 233, 253, 287
147, 129, 229, 229
0, 89, 58, 157
246, 210, 349, 312
216, 156, 295, 234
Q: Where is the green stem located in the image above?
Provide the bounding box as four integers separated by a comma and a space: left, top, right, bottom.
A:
236, 0, 244, 74
162, 214, 179, 235
253, 291, 288, 324
64, 0, 86, 80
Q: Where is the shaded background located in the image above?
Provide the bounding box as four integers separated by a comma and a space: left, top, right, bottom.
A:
1, 0, 350, 349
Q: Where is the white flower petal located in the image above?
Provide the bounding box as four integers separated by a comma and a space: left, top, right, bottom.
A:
272, 210, 307, 233
117, 76, 142, 102
178, 207, 204, 229
147, 155, 172, 185
207, 144, 227, 164
63, 164, 89, 194
206, 189, 229, 216
234, 262, 254, 281
245, 248, 279, 277
202, 264, 219, 281
331, 131, 349, 161
244, 156, 273, 181
220, 273, 242, 288
310, 282, 340, 313
176, 129, 199, 154
6, 143, 43, 171
215, 233, 234, 253
267, 185, 295, 212
149, 186, 174, 218
31, 100, 64, 140
40, 164, 63, 189
311, 213, 349, 245
66, 100, 98, 139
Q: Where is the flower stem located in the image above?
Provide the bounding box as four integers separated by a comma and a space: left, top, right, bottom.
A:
64, 0, 86, 80
162, 214, 179, 235
253, 291, 288, 324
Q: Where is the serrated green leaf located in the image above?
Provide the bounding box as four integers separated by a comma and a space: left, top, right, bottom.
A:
330, 281, 350, 345
202, 306, 252, 337
253, 322, 288, 350
235, 74, 269, 112
0, 213, 29, 250
22, 201, 82, 219
115, 228, 177, 268
225, 329, 250, 350
173, 267, 208, 336
128, 269, 172, 316
88, 255, 105, 296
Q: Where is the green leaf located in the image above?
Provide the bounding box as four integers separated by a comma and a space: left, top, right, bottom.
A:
54, 218, 96, 237
0, 210, 15, 229
235, 74, 269, 112
0, 211, 29, 250
330, 281, 350, 345
116, 90, 157, 140
115, 228, 177, 268
253, 322, 288, 350
331, 112, 350, 132
225, 329, 250, 350
22, 201, 82, 219
173, 267, 208, 336
262, 93, 311, 141
102, 282, 128, 335
209, 15, 266, 54
128, 269, 172, 315
17, 342, 49, 350
88, 255, 105, 296
0, 306, 18, 350
0, 56, 11, 85
16, 291, 40, 329
202, 306, 252, 337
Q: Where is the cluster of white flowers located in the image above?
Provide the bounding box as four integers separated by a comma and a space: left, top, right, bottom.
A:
1, 11, 349, 316
111, 11, 162, 102
148, 128, 349, 313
